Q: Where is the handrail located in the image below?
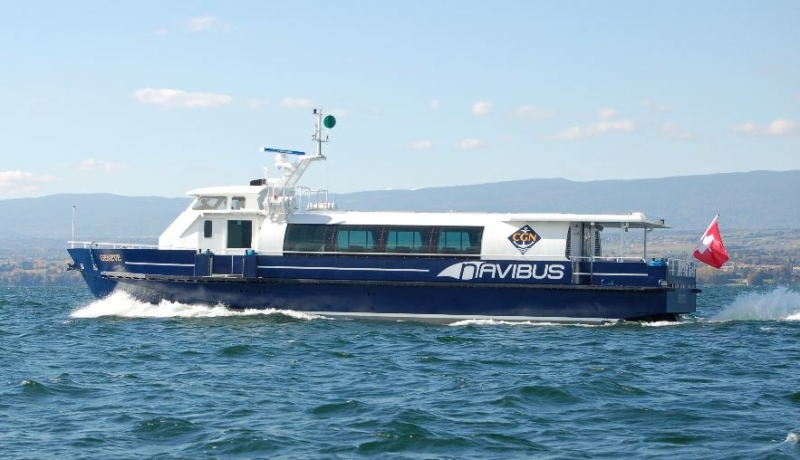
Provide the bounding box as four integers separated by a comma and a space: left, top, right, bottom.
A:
570, 256, 647, 263
68, 241, 159, 250
667, 258, 696, 277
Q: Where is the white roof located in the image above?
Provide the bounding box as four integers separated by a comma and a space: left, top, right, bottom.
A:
187, 185, 265, 196
289, 210, 669, 229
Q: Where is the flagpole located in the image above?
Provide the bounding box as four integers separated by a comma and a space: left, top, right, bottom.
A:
71, 205, 77, 248
693, 213, 729, 269
697, 214, 719, 246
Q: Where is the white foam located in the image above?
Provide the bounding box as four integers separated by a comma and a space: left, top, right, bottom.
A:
785, 430, 799, 443
449, 319, 540, 326
711, 287, 800, 322
69, 291, 324, 320
638, 320, 682, 328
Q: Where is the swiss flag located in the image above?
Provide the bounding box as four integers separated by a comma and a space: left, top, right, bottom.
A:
693, 215, 729, 269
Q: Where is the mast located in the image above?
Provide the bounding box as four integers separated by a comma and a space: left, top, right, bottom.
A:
262, 108, 336, 190
260, 108, 337, 220
312, 108, 326, 158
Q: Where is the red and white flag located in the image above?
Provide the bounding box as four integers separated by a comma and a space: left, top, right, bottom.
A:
693, 215, 729, 269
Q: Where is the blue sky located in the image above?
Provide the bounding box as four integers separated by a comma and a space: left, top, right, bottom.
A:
1, 1, 798, 199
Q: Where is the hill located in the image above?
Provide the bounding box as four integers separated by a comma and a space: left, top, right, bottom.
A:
0, 170, 798, 241
0, 194, 189, 240
336, 170, 800, 231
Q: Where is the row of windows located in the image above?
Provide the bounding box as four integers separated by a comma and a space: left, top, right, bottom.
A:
194, 196, 247, 211
284, 224, 484, 256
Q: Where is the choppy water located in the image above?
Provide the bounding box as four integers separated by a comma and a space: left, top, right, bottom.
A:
2, 285, 800, 459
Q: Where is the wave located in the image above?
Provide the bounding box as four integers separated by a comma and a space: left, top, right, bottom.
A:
69, 291, 324, 320
711, 287, 800, 322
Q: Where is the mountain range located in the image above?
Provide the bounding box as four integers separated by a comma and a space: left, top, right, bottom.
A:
1, 170, 797, 241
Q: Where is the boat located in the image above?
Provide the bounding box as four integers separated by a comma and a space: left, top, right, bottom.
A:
68, 110, 699, 323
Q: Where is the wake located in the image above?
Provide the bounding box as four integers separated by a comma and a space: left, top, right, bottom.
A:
69, 291, 323, 320
711, 287, 800, 322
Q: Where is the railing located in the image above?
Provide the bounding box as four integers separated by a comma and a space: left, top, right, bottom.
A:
668, 258, 696, 278
570, 256, 696, 277
299, 187, 337, 211
570, 256, 646, 263
68, 241, 159, 250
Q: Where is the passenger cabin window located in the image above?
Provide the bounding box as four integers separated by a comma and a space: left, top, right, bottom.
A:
231, 197, 245, 210
204, 220, 212, 238
436, 227, 482, 254
335, 226, 377, 253
284, 224, 330, 253
227, 220, 252, 249
193, 196, 227, 211
385, 227, 430, 253
282, 224, 483, 257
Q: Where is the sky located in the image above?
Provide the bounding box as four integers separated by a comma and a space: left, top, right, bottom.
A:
1, 1, 798, 199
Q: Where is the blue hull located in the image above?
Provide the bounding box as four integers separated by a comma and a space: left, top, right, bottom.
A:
68, 248, 698, 323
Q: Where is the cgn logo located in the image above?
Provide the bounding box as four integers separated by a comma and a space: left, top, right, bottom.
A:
508, 225, 540, 254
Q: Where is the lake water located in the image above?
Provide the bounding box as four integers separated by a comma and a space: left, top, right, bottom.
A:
2, 285, 799, 459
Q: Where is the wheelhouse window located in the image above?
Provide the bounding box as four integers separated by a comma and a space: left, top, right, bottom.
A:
193, 196, 228, 211
227, 220, 252, 249
231, 197, 246, 210
204, 220, 212, 238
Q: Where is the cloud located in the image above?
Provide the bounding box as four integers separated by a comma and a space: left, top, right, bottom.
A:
134, 88, 232, 109
429, 99, 441, 110
597, 108, 617, 120
245, 98, 263, 109
409, 140, 434, 150
458, 138, 487, 150
660, 123, 697, 141
733, 119, 798, 137
0, 170, 55, 194
330, 109, 350, 118
187, 16, 217, 32
282, 97, 312, 109
512, 105, 556, 121
641, 99, 674, 113
551, 109, 635, 140
472, 101, 492, 115
77, 159, 129, 172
